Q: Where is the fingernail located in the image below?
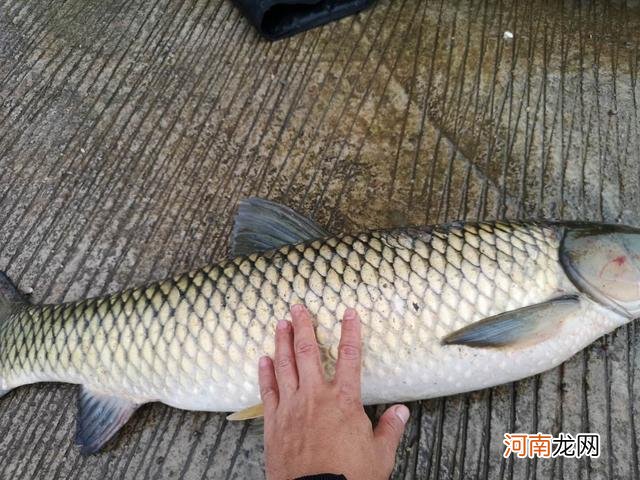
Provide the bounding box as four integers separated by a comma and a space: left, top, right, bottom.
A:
344, 308, 357, 321
259, 356, 270, 368
277, 320, 289, 330
291, 304, 305, 314
394, 405, 410, 424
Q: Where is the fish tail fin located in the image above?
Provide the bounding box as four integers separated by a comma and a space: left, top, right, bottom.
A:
0, 271, 28, 399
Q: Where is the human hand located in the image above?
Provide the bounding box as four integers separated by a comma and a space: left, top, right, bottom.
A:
259, 304, 410, 480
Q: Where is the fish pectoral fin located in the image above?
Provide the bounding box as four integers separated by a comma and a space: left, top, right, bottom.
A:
227, 403, 264, 421
442, 295, 580, 348
76, 387, 140, 455
231, 197, 331, 257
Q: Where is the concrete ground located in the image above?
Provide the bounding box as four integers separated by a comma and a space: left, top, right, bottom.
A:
0, 0, 639, 478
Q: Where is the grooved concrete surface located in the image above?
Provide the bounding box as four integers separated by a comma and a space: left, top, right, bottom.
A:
1, 0, 639, 478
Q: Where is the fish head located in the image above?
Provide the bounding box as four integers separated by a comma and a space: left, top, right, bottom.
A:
561, 223, 640, 318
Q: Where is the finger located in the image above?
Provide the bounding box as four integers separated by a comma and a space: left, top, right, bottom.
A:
258, 356, 278, 415
334, 308, 362, 400
274, 319, 298, 397
290, 304, 324, 388
374, 404, 410, 462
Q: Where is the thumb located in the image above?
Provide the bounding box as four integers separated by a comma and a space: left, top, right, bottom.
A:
374, 404, 410, 459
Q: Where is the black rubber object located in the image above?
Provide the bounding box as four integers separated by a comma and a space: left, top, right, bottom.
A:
231, 0, 377, 40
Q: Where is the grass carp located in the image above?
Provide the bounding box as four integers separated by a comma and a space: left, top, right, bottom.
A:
0, 198, 637, 453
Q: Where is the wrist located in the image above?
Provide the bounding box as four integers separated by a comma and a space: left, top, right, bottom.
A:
295, 475, 347, 480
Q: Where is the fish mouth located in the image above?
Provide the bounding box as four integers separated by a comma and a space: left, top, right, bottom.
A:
559, 223, 640, 318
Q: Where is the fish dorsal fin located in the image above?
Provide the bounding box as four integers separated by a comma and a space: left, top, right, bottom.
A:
231, 197, 331, 257
76, 387, 139, 454
442, 295, 580, 348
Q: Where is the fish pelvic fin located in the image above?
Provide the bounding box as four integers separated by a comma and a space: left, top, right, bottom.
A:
76, 387, 140, 454
0, 271, 29, 398
227, 403, 264, 421
442, 295, 581, 348
231, 197, 331, 257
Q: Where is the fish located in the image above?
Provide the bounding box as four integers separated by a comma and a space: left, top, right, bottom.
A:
1, 197, 639, 454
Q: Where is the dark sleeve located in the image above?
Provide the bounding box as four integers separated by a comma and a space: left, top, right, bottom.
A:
230, 0, 377, 40
295, 475, 347, 480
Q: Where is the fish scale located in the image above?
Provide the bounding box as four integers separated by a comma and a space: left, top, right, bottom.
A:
0, 198, 634, 453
